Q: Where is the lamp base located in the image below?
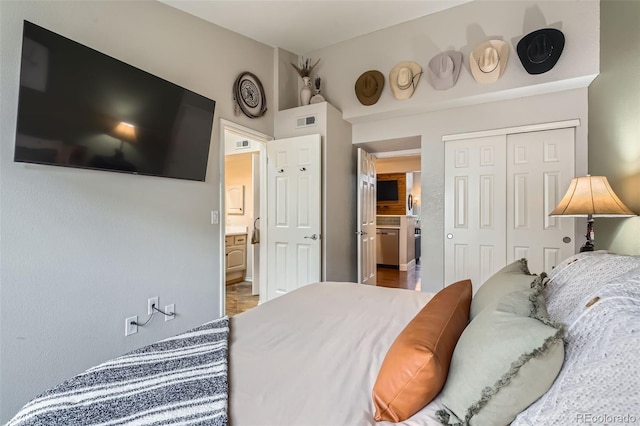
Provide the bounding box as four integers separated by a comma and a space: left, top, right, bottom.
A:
579, 240, 594, 252
579, 216, 595, 253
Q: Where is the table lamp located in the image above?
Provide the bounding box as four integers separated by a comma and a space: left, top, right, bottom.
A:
549, 175, 637, 252
112, 122, 137, 152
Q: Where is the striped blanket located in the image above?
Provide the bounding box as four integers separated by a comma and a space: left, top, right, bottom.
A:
7, 317, 229, 426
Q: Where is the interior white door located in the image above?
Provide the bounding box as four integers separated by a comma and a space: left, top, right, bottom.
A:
357, 148, 377, 285
266, 134, 321, 301
444, 135, 507, 292
506, 128, 575, 273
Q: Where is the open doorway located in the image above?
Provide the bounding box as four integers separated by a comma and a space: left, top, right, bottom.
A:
355, 136, 422, 292
220, 119, 271, 317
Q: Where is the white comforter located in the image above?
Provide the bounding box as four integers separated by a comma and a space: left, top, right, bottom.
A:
229, 282, 445, 426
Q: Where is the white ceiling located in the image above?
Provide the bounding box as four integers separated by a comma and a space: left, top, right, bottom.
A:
159, 0, 472, 54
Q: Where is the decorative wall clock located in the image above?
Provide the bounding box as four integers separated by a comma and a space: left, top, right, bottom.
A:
233, 71, 267, 119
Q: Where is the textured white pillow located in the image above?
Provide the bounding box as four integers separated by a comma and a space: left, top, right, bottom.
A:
544, 251, 640, 323
513, 266, 640, 426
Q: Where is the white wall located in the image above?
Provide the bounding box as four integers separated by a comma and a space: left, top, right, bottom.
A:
0, 1, 274, 421
305, 0, 598, 292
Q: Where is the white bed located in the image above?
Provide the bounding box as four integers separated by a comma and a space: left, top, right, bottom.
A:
12, 252, 638, 425
229, 281, 445, 426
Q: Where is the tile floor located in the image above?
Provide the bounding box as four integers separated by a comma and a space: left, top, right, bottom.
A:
225, 281, 259, 317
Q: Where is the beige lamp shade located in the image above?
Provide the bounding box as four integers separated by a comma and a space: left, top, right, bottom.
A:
550, 176, 636, 217
112, 122, 137, 144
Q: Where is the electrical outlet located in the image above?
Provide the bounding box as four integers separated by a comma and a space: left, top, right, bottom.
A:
148, 297, 159, 315
165, 304, 175, 321
125, 316, 138, 336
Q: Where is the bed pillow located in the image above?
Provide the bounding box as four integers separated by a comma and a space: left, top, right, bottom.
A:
470, 258, 535, 319
437, 276, 565, 426
513, 266, 640, 425
543, 251, 640, 323
373, 279, 472, 422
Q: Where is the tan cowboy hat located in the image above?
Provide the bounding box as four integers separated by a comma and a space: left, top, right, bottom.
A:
355, 70, 384, 106
428, 50, 463, 90
389, 61, 422, 100
469, 40, 509, 84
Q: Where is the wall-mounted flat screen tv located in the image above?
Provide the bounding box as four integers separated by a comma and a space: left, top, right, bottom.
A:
377, 180, 399, 202
14, 21, 215, 181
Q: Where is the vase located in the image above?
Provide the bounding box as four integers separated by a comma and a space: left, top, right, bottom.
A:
300, 76, 312, 106
310, 89, 325, 104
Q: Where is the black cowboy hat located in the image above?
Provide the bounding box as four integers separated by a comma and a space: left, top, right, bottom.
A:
517, 28, 565, 75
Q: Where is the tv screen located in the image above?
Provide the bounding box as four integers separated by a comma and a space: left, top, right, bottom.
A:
15, 21, 215, 181
377, 180, 399, 202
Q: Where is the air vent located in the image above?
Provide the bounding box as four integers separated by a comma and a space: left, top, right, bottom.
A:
296, 114, 317, 128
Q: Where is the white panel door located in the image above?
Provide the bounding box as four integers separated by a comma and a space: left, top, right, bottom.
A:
357, 148, 377, 285
266, 134, 321, 301
444, 135, 507, 292
507, 128, 575, 274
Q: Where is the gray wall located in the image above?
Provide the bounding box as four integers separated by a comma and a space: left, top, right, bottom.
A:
305, 1, 599, 123
352, 89, 589, 292
588, 0, 640, 255
306, 0, 599, 291
0, 1, 274, 421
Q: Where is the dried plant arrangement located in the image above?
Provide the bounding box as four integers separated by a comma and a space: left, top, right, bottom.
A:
291, 57, 320, 78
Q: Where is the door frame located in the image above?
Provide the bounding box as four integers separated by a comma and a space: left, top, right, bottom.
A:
219, 119, 272, 316
354, 139, 423, 290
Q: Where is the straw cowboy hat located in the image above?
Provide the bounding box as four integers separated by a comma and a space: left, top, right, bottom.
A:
354, 70, 385, 106
469, 40, 509, 84
517, 28, 565, 75
428, 50, 463, 90
389, 61, 422, 100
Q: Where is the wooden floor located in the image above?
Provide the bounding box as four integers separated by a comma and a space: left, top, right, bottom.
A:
225, 261, 421, 316
376, 260, 422, 291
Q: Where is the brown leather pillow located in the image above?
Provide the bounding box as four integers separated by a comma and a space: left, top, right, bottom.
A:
372, 279, 472, 422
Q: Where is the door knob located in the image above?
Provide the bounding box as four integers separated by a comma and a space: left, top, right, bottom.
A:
355, 231, 368, 235
447, 233, 453, 239
304, 234, 319, 240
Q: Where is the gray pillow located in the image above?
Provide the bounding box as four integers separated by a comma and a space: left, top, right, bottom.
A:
470, 258, 535, 319
437, 276, 565, 426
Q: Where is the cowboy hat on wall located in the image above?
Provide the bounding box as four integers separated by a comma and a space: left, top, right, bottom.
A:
470, 39, 509, 84
355, 70, 385, 106
517, 28, 565, 75
428, 50, 463, 90
389, 61, 423, 100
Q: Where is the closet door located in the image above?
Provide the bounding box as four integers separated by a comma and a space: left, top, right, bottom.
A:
507, 128, 575, 274
444, 135, 507, 292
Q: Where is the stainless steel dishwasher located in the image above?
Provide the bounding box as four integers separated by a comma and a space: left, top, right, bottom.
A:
376, 228, 399, 266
